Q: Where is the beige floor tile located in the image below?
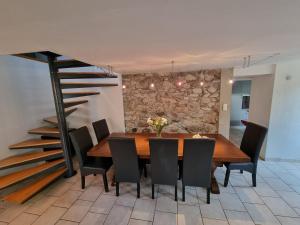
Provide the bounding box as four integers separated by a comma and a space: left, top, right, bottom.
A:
200, 199, 226, 221
25, 196, 58, 215
131, 198, 156, 221
179, 188, 199, 205
153, 211, 177, 225
56, 220, 79, 225
90, 194, 117, 214
219, 193, 246, 211
156, 196, 177, 213
244, 203, 280, 225
228, 175, 249, 187
115, 193, 136, 207
262, 196, 298, 217
32, 206, 67, 225
9, 212, 39, 225
46, 181, 72, 197
79, 185, 103, 202
253, 182, 279, 197
290, 185, 300, 194
104, 205, 132, 225
276, 216, 300, 225
62, 200, 92, 222
235, 187, 263, 204
202, 218, 229, 225
293, 207, 300, 215
0, 203, 30, 223
128, 219, 152, 225
177, 204, 203, 225
224, 210, 254, 225
277, 191, 300, 208
264, 178, 293, 191
53, 190, 82, 208
79, 212, 106, 225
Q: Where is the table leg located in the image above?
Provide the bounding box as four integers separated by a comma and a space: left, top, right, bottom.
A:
211, 162, 220, 194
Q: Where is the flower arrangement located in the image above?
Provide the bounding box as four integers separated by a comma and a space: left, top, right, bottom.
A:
147, 117, 168, 137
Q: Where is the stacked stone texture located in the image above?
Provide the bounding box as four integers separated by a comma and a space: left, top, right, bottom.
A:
122, 70, 221, 134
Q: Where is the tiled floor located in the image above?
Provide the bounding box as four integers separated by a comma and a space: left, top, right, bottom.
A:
1, 160, 300, 225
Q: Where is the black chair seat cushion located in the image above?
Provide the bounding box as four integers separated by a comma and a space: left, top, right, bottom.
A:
83, 156, 112, 172
225, 162, 254, 171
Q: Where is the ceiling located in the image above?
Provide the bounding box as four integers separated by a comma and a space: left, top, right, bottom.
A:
1, 0, 300, 73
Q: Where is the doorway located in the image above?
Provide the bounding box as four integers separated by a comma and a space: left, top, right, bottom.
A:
229, 80, 251, 146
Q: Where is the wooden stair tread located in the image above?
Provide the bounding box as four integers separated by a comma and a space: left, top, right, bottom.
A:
9, 139, 61, 150
43, 116, 58, 125
0, 149, 63, 170
54, 59, 91, 69
0, 158, 65, 189
61, 82, 118, 89
43, 108, 78, 126
58, 72, 117, 79
64, 100, 88, 108
28, 127, 60, 135
3, 167, 67, 203
63, 91, 100, 99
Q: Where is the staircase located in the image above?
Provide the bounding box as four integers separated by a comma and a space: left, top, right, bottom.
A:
0, 51, 118, 203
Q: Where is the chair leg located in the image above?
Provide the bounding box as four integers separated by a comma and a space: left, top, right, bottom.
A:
152, 184, 155, 199
175, 185, 178, 201
137, 183, 140, 198
103, 173, 109, 192
81, 176, 85, 189
252, 172, 257, 187
182, 185, 185, 202
143, 164, 148, 178
207, 188, 210, 204
116, 182, 119, 196
240, 170, 243, 174
224, 169, 230, 187
178, 161, 183, 180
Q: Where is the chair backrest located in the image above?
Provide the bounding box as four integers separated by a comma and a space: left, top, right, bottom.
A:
149, 138, 178, 185
182, 138, 215, 188
240, 122, 268, 163
107, 137, 140, 182
69, 126, 94, 167
92, 119, 110, 143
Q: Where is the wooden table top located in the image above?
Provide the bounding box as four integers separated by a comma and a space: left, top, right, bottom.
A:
88, 133, 250, 163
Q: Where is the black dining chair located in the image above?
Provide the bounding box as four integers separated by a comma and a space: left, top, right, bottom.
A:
69, 126, 112, 191
92, 119, 110, 143
182, 138, 215, 204
107, 137, 142, 198
224, 122, 268, 187
149, 138, 178, 201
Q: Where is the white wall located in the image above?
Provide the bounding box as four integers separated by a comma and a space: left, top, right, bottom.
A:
218, 68, 233, 138
248, 75, 274, 159
0, 55, 125, 163
265, 59, 300, 161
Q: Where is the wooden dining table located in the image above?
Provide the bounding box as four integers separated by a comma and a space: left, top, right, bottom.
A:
88, 133, 250, 194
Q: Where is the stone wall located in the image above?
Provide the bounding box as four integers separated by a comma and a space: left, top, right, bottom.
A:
122, 70, 221, 133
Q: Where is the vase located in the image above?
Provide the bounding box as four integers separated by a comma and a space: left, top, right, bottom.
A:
156, 127, 163, 137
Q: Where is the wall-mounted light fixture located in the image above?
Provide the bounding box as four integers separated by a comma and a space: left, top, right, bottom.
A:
200, 81, 204, 86
122, 85, 126, 89
229, 79, 234, 84
150, 83, 155, 88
